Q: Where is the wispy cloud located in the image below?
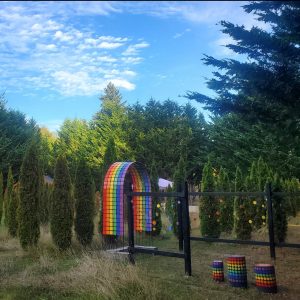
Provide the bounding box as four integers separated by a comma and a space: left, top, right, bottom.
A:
0, 2, 149, 97
173, 28, 191, 39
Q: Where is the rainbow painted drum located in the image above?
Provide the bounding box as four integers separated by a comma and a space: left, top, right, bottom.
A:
254, 264, 277, 293
227, 255, 247, 288
212, 260, 224, 282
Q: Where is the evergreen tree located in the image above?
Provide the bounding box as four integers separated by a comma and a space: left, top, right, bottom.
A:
40, 183, 51, 225
186, 2, 300, 179
8, 185, 19, 237
272, 174, 287, 243
18, 140, 41, 249
200, 160, 220, 238
0, 171, 3, 224
150, 163, 162, 236
74, 160, 95, 246
216, 167, 233, 233
4, 166, 14, 226
51, 155, 73, 250
165, 185, 174, 233
98, 137, 117, 237
233, 166, 252, 240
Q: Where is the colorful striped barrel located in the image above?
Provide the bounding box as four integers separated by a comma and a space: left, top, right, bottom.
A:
254, 264, 277, 293
212, 260, 224, 282
227, 255, 247, 288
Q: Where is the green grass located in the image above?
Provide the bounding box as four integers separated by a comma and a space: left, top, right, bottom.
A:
0, 221, 299, 300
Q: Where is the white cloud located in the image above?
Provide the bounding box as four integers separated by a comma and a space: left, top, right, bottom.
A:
173, 28, 191, 39
97, 41, 123, 49
122, 42, 150, 56
54, 30, 73, 42
109, 78, 135, 91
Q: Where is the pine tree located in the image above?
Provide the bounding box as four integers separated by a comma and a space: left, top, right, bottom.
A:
74, 160, 95, 246
233, 166, 252, 240
18, 140, 41, 249
0, 171, 3, 224
51, 155, 73, 250
272, 173, 287, 243
150, 163, 162, 236
8, 185, 19, 237
216, 167, 233, 233
200, 160, 220, 238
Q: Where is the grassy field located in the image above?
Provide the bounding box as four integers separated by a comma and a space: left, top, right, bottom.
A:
0, 221, 299, 300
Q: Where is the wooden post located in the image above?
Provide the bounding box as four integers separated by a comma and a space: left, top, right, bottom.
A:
266, 183, 276, 259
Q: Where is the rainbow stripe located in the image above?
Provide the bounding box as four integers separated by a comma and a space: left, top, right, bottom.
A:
102, 162, 152, 235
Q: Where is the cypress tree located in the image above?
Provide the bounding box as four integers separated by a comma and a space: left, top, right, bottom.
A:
272, 173, 287, 243
40, 183, 51, 225
18, 140, 41, 249
4, 166, 14, 226
51, 155, 73, 250
8, 185, 19, 237
74, 160, 95, 246
200, 160, 220, 238
0, 171, 3, 224
150, 163, 162, 236
233, 166, 252, 240
217, 167, 233, 233
165, 185, 174, 233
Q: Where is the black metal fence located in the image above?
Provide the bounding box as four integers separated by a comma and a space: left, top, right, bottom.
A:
124, 182, 300, 276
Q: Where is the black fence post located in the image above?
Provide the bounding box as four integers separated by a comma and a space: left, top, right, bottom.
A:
177, 183, 184, 252
266, 182, 276, 259
127, 186, 135, 264
182, 181, 192, 276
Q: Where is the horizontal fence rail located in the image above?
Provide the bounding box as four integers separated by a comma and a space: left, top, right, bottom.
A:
189, 191, 266, 197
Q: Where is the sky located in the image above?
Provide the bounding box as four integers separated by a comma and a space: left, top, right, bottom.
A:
0, 1, 269, 131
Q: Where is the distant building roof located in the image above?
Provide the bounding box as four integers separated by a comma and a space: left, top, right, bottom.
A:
158, 178, 173, 189
44, 175, 54, 184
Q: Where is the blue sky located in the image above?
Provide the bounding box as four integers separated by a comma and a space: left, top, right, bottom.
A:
0, 1, 269, 131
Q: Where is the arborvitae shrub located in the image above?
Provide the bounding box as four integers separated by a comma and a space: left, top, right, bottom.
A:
18, 140, 41, 249
4, 166, 14, 226
272, 174, 287, 243
0, 171, 3, 224
150, 163, 162, 236
233, 166, 252, 240
51, 155, 73, 250
200, 160, 220, 238
216, 167, 233, 233
40, 183, 51, 225
8, 185, 19, 237
74, 160, 95, 246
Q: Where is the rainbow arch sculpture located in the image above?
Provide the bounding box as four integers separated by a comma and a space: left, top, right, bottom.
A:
102, 162, 152, 236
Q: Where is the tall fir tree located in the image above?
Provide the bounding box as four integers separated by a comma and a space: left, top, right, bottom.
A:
200, 160, 220, 238
272, 173, 287, 243
0, 171, 3, 224
149, 163, 162, 236
51, 155, 73, 250
74, 160, 95, 246
216, 167, 233, 233
8, 185, 19, 237
233, 166, 252, 240
18, 140, 41, 249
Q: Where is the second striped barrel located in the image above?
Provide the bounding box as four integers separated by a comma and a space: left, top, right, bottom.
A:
254, 264, 277, 293
227, 255, 247, 288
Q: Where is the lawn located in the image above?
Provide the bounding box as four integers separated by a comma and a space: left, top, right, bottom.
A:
0, 221, 299, 300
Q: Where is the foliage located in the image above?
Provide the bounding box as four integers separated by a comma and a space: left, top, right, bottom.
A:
18, 138, 41, 249
0, 171, 3, 224
74, 160, 95, 246
216, 167, 233, 233
233, 166, 252, 240
272, 173, 287, 243
4, 166, 14, 226
51, 155, 73, 250
186, 1, 300, 179
149, 163, 162, 236
8, 185, 19, 237
200, 160, 220, 238
0, 94, 37, 182
40, 183, 52, 225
